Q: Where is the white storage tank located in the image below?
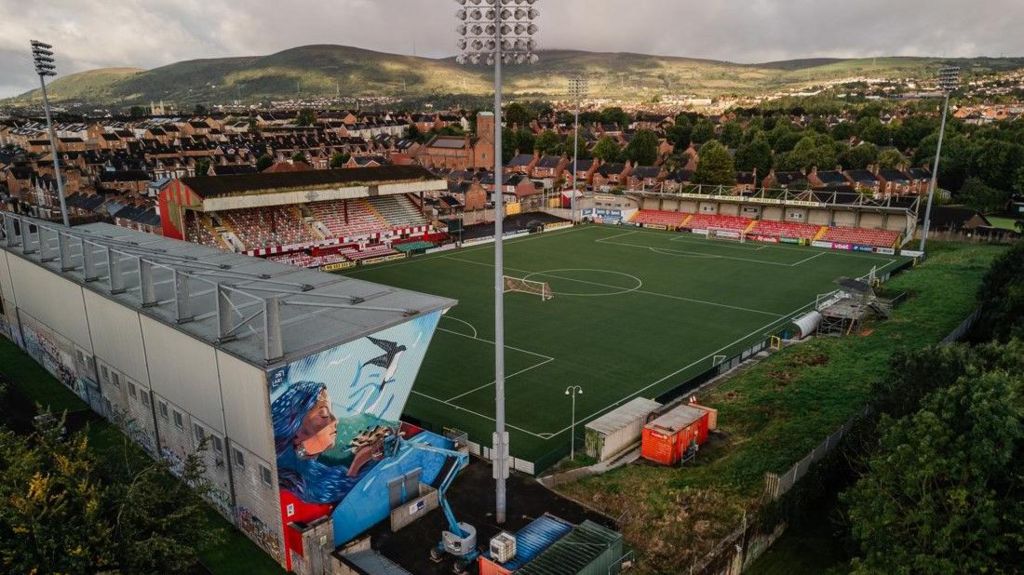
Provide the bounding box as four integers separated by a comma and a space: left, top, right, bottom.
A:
584, 397, 661, 462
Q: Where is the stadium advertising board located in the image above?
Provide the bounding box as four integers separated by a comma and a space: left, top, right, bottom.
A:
751, 235, 780, 244
362, 254, 407, 266
676, 193, 824, 208
779, 237, 802, 245
876, 247, 897, 256
320, 261, 356, 273
544, 221, 573, 232
594, 209, 623, 223
269, 311, 455, 550
645, 224, 668, 231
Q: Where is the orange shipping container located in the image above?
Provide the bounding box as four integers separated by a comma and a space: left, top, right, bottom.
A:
641, 404, 710, 465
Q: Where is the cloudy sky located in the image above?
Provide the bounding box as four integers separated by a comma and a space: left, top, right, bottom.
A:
1, 0, 1021, 97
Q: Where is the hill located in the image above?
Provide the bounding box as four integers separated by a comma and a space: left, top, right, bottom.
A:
6, 45, 1024, 106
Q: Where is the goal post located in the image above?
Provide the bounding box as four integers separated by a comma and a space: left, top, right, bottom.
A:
706, 227, 746, 243
503, 275, 553, 301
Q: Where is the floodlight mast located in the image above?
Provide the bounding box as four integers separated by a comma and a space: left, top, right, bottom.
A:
568, 76, 588, 222
31, 40, 70, 228
919, 66, 960, 253
455, 0, 539, 526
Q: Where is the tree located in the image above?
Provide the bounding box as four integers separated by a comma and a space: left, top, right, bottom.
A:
194, 158, 211, 177
972, 139, 1024, 192
665, 123, 693, 148
960, 177, 1010, 214
534, 130, 564, 156
291, 151, 307, 163
777, 135, 839, 171
691, 118, 716, 145
719, 121, 744, 148
734, 137, 773, 175
296, 108, 316, 127
599, 107, 630, 128
192, 104, 208, 116
878, 148, 906, 169
693, 140, 736, 186
330, 152, 351, 168
592, 136, 622, 163
845, 350, 1024, 575
129, 106, 147, 118
504, 102, 533, 128
502, 128, 535, 163
975, 241, 1024, 343
406, 123, 424, 143
0, 415, 223, 574
856, 117, 891, 145
838, 142, 879, 170
256, 154, 274, 172
831, 121, 857, 142
624, 129, 659, 166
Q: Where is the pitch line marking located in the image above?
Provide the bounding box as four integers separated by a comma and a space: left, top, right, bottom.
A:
444, 256, 784, 317
440, 315, 478, 339
791, 251, 827, 266
436, 327, 557, 358
444, 356, 556, 402
521, 268, 644, 297
598, 238, 796, 267
410, 390, 549, 439
538, 299, 818, 438
342, 224, 592, 275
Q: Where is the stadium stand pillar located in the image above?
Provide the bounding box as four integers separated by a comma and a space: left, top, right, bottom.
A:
139, 259, 157, 307
58, 232, 75, 272
82, 239, 100, 282
264, 296, 283, 363
174, 269, 195, 324
107, 248, 126, 295
215, 284, 237, 344
2, 213, 22, 249
18, 216, 35, 254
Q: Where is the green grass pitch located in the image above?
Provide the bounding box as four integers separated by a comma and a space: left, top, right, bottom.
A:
343, 224, 910, 468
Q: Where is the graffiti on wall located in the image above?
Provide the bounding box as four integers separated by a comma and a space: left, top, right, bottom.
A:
19, 314, 88, 400
269, 311, 453, 547
237, 505, 283, 560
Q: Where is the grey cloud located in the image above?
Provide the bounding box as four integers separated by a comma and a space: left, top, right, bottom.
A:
1, 0, 1021, 98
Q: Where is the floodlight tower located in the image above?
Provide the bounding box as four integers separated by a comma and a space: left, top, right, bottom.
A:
455, 0, 539, 525
919, 66, 960, 252
568, 75, 588, 222
31, 40, 70, 227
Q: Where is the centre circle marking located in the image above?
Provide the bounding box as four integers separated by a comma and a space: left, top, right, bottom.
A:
521, 268, 643, 297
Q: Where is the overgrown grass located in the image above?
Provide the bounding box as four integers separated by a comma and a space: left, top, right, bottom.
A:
558, 242, 1006, 574
0, 338, 286, 575
987, 216, 1021, 231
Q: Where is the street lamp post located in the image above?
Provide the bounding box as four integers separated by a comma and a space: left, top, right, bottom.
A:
455, 0, 539, 526
565, 385, 583, 460
31, 40, 70, 227
568, 76, 588, 223
919, 66, 960, 253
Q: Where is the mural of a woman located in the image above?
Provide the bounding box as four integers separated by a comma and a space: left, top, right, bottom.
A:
272, 381, 363, 505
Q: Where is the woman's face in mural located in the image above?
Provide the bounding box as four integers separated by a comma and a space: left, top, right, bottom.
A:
294, 389, 338, 458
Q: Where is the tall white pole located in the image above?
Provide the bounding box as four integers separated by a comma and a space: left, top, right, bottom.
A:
919, 92, 950, 253
39, 76, 69, 227
569, 391, 577, 460
492, 5, 508, 526
571, 100, 580, 223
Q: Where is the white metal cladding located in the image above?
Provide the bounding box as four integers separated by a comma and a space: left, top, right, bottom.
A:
140, 315, 225, 433
585, 397, 661, 461
0, 249, 16, 308
82, 290, 150, 385
5, 252, 92, 349
217, 349, 275, 462
792, 310, 823, 339
0, 212, 456, 368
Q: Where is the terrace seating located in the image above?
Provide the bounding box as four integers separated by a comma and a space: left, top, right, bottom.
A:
220, 206, 317, 249
338, 244, 398, 261
630, 209, 689, 228
820, 226, 900, 248
266, 252, 351, 269
686, 213, 753, 232
750, 220, 823, 240
309, 199, 390, 239
367, 195, 427, 228
185, 214, 219, 248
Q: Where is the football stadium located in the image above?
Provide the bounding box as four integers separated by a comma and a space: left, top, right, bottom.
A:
343, 223, 912, 471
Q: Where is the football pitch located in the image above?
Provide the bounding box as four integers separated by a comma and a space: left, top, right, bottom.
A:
343, 224, 911, 469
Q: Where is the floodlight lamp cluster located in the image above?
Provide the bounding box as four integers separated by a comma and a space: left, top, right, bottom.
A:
455, 0, 539, 66
938, 66, 960, 93
31, 40, 56, 77
568, 75, 589, 98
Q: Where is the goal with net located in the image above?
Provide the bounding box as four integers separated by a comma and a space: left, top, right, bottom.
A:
706, 227, 746, 243
503, 275, 553, 301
